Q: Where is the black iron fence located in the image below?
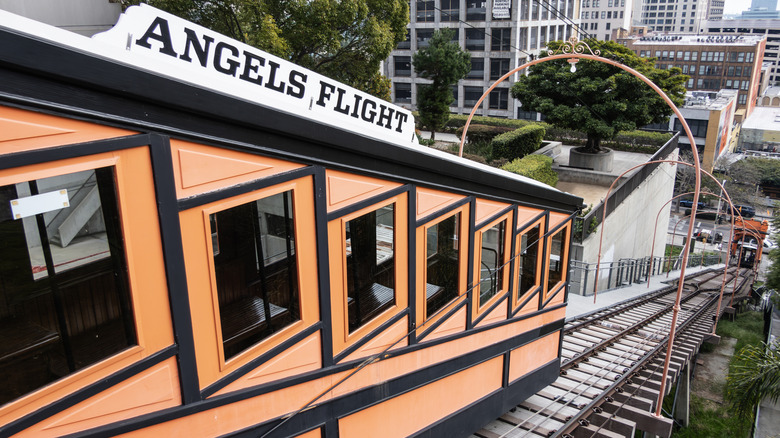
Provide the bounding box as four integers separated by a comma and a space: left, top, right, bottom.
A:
568, 252, 723, 296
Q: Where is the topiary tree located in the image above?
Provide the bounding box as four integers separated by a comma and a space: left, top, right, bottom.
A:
413, 28, 470, 141
511, 39, 688, 154
501, 155, 558, 187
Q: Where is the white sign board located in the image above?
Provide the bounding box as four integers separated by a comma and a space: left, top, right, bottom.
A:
92, 4, 417, 146
493, 0, 511, 19
11, 190, 69, 219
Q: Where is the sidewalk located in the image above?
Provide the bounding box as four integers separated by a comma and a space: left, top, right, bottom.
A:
566, 264, 726, 320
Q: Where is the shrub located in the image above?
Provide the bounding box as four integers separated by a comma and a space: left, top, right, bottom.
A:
491, 124, 546, 160
444, 114, 532, 131
455, 124, 514, 143
501, 155, 558, 187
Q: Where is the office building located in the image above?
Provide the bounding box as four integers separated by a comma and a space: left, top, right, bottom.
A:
703, 17, 780, 85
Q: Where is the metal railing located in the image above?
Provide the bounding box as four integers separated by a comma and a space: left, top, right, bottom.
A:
572, 132, 681, 243
568, 252, 724, 296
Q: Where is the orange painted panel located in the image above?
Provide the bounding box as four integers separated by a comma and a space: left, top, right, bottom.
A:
544, 287, 566, 308
325, 170, 402, 213
474, 198, 510, 224
421, 306, 467, 342
548, 211, 570, 229
341, 316, 409, 364
179, 176, 320, 388
415, 187, 466, 220
338, 357, 503, 438
514, 290, 540, 317
0, 106, 135, 154
515, 206, 544, 230
295, 429, 322, 438
170, 140, 306, 199
508, 332, 561, 383
474, 298, 507, 328
0, 147, 174, 422
15, 358, 180, 438
213, 332, 323, 397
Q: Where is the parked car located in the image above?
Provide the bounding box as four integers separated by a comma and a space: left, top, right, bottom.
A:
729, 204, 756, 218
764, 240, 777, 254
679, 200, 706, 209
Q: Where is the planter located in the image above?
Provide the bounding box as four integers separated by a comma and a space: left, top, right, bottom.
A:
568, 147, 614, 172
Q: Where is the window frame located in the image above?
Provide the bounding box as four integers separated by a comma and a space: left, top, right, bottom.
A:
542, 223, 571, 303
415, 204, 470, 330
328, 194, 408, 355
472, 211, 512, 319
512, 217, 545, 312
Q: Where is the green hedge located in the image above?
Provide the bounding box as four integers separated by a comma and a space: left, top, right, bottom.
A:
444, 114, 533, 131
501, 155, 558, 187
455, 124, 514, 143
542, 125, 673, 153
491, 124, 546, 160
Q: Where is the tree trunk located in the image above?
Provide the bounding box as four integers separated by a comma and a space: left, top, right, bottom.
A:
584, 135, 602, 153
430, 130, 436, 141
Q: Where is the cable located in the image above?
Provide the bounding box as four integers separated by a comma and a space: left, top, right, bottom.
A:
536, 0, 594, 39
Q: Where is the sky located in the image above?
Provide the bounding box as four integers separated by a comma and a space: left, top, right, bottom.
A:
722, 0, 752, 16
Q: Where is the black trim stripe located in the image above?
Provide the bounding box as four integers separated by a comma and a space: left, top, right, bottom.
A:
333, 309, 410, 364
177, 166, 316, 211
201, 324, 323, 399
2, 346, 177, 437
408, 187, 418, 345
465, 198, 476, 331
0, 134, 153, 171
326, 184, 412, 221
148, 134, 201, 405
313, 167, 335, 368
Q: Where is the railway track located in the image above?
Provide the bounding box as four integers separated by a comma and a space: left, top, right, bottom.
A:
473, 267, 755, 438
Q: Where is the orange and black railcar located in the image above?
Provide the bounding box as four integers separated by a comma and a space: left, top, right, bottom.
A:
0, 6, 582, 437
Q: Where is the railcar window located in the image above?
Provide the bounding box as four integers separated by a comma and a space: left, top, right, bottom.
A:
346, 204, 395, 333
547, 229, 567, 293
479, 220, 506, 306
211, 190, 300, 361
425, 213, 460, 317
0, 167, 134, 406
518, 224, 541, 301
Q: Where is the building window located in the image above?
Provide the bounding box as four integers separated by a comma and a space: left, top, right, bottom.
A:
345, 204, 396, 333
211, 190, 300, 360
737, 52, 745, 62
467, 58, 485, 79
491, 27, 512, 51
477, 219, 508, 307
466, 0, 486, 20
466, 28, 486, 51
516, 222, 542, 305
546, 227, 568, 296
490, 58, 510, 80
674, 118, 708, 137
441, 0, 460, 21
464, 86, 484, 108
0, 167, 135, 405
489, 88, 508, 109
397, 29, 411, 50
394, 56, 411, 77
416, 0, 435, 22
394, 82, 411, 104
739, 93, 748, 105
417, 29, 434, 48
424, 213, 461, 317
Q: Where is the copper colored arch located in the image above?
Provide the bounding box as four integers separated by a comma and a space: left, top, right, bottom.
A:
457, 50, 703, 418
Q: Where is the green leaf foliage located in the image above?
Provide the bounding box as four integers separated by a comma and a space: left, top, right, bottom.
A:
443, 114, 534, 130
413, 29, 470, 135
491, 125, 547, 160
511, 39, 688, 153
455, 124, 514, 143
500, 154, 558, 187
726, 341, 780, 419
123, 0, 409, 100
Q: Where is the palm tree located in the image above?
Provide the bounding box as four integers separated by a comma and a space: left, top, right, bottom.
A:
725, 340, 780, 419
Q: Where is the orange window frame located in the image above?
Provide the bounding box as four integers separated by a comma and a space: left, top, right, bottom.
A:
543, 222, 571, 301
0, 148, 174, 421
415, 204, 470, 330
327, 194, 408, 356
472, 211, 513, 319
512, 217, 545, 311
179, 176, 319, 387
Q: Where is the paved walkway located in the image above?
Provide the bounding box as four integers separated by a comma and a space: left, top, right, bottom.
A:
566, 264, 726, 320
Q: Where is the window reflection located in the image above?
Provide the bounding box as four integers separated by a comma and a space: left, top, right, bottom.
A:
479, 220, 506, 306
518, 224, 541, 301
547, 229, 567, 293
425, 214, 460, 317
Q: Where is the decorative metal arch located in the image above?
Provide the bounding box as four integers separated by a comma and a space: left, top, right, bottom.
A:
456, 36, 703, 418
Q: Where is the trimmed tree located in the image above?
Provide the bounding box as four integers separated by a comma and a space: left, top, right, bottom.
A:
511, 39, 688, 153
413, 28, 470, 141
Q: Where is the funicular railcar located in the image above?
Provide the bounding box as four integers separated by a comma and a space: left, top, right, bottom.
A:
0, 6, 582, 437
